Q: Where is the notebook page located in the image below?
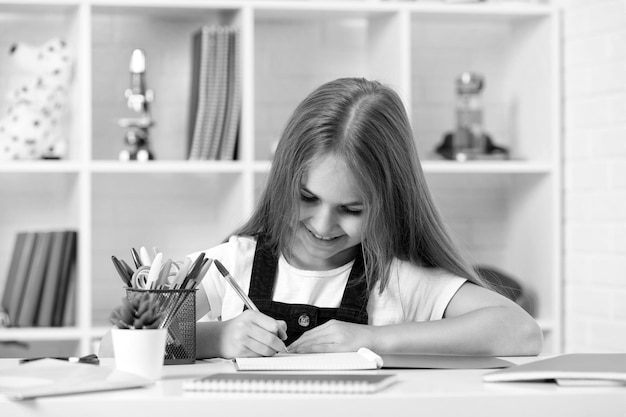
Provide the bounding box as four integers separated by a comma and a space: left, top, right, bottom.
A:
234, 347, 383, 371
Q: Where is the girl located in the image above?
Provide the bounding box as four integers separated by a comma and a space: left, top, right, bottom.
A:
195, 77, 542, 359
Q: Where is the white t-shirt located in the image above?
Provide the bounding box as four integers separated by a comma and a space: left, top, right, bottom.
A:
194, 236, 466, 326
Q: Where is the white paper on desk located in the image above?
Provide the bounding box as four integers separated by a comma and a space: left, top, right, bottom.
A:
483, 353, 626, 386
0, 359, 151, 400
234, 347, 383, 371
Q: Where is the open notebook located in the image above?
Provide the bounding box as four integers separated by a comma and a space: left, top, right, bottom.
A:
234, 347, 383, 371
483, 353, 626, 386
233, 348, 513, 371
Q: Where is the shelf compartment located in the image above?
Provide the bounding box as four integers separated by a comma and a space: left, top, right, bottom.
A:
410, 10, 555, 163
91, 4, 241, 161
426, 172, 557, 324
0, 3, 83, 162
253, 8, 405, 161
0, 172, 80, 294
90, 171, 245, 325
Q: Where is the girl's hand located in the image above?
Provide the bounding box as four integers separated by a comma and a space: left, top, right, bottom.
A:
288, 320, 374, 353
218, 310, 288, 358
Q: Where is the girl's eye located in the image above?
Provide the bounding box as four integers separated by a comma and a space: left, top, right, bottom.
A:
341, 207, 363, 216
299, 192, 317, 203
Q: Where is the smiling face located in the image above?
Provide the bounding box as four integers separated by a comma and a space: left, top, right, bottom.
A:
288, 153, 366, 271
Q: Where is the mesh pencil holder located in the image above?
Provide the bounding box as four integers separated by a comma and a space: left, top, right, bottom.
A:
125, 288, 196, 365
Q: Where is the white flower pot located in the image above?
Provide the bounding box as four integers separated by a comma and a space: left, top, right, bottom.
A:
111, 327, 167, 381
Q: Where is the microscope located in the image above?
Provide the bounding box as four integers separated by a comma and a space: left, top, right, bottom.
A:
435, 72, 508, 161
118, 49, 155, 161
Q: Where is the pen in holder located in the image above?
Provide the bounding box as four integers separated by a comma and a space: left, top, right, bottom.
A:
125, 287, 196, 365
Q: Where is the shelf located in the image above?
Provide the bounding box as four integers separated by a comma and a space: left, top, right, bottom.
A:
0, 327, 85, 341
0, 162, 82, 173
0, 0, 562, 356
0, 160, 553, 175
406, 1, 552, 17
89, 160, 246, 173
421, 160, 554, 174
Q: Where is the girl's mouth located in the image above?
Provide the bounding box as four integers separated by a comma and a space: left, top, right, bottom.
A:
307, 228, 339, 242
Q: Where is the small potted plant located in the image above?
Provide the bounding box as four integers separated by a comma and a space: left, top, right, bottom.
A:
109, 292, 167, 380
110, 292, 163, 329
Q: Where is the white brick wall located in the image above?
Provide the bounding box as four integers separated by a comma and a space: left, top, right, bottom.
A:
560, 0, 626, 352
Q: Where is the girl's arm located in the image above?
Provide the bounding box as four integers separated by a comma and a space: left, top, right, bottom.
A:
288, 282, 543, 356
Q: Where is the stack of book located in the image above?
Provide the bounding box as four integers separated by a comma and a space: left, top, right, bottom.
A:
0, 230, 77, 328
187, 25, 241, 161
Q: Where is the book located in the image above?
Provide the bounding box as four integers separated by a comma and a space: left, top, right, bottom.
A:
16, 231, 53, 327
205, 26, 229, 160
188, 25, 240, 160
207, 27, 231, 160
6, 232, 38, 326
218, 27, 241, 161
1, 232, 27, 318
198, 27, 219, 160
483, 353, 626, 386
183, 372, 397, 394
187, 27, 202, 157
234, 347, 383, 371
0, 358, 150, 400
188, 26, 211, 160
381, 354, 513, 369
52, 230, 77, 326
36, 230, 68, 326
62, 269, 77, 326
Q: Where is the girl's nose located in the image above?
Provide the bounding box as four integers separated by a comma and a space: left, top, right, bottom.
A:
309, 206, 335, 235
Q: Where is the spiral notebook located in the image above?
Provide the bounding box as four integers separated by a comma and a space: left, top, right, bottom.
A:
233, 347, 383, 371
183, 372, 396, 394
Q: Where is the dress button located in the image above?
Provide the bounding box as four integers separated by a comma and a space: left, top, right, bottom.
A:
297, 313, 310, 328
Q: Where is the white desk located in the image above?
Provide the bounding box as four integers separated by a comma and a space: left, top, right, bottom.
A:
1, 358, 625, 417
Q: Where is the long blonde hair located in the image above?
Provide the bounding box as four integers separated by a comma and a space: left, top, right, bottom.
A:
232, 77, 487, 292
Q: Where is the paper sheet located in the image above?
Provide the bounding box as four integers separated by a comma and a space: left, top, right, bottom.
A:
0, 358, 151, 400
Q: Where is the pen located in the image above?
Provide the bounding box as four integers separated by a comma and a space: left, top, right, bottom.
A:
20, 354, 100, 365
130, 247, 143, 268
181, 252, 206, 289
145, 252, 163, 289
139, 246, 152, 266
213, 259, 259, 312
213, 260, 289, 352
111, 255, 132, 287
172, 257, 192, 288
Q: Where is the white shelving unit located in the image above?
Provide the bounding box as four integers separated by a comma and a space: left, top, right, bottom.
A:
0, 0, 561, 356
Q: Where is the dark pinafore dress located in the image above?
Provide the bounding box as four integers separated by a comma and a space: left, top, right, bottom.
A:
247, 236, 370, 346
